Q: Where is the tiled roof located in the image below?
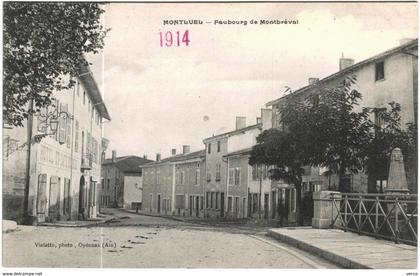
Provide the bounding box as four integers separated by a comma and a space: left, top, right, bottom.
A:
266, 39, 418, 107
102, 155, 153, 173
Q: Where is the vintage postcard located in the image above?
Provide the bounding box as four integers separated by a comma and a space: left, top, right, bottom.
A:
2, 0, 418, 273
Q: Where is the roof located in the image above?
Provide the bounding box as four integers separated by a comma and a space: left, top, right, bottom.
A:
203, 124, 261, 143
102, 155, 153, 173
141, 149, 206, 168
266, 39, 418, 107
223, 147, 252, 158
78, 61, 111, 120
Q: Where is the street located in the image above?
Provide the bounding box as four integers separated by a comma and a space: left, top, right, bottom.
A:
3, 209, 337, 268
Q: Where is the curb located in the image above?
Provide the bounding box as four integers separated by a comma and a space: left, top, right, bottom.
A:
266, 229, 371, 269
117, 209, 187, 222
38, 217, 115, 228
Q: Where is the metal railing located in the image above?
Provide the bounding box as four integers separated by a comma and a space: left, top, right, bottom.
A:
330, 193, 418, 246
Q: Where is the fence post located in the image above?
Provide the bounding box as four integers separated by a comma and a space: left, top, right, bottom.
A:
375, 197, 379, 236
358, 195, 362, 234
312, 191, 341, 229
344, 194, 348, 232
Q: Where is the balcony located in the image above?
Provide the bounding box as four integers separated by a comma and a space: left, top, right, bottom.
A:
81, 153, 93, 170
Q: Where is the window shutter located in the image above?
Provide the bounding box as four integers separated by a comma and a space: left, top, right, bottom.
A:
229, 168, 234, 185
59, 104, 66, 144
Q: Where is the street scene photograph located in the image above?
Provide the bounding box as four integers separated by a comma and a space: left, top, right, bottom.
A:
2, 1, 418, 272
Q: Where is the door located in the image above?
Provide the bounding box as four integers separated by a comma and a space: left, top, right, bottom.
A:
48, 176, 61, 221
242, 198, 246, 218
189, 196, 193, 216
37, 174, 48, 221
157, 194, 161, 213
220, 192, 225, 217
264, 193, 269, 219
63, 178, 71, 219
272, 191, 277, 219
195, 196, 199, 217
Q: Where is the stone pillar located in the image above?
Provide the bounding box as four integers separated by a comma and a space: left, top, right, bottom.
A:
312, 191, 341, 229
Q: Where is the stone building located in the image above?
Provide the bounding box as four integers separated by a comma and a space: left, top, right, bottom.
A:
100, 151, 152, 209
141, 147, 206, 217
3, 61, 111, 223
266, 39, 418, 195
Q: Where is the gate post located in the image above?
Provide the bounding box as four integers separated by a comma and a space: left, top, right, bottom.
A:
312, 191, 341, 229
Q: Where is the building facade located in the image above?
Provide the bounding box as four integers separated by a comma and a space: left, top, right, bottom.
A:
142, 147, 206, 217
266, 39, 418, 195
100, 151, 152, 209
3, 62, 111, 223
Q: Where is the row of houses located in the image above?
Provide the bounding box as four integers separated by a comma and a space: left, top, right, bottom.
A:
3, 61, 111, 224
128, 39, 417, 224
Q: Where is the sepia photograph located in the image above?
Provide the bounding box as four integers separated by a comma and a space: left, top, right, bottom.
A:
2, 0, 418, 272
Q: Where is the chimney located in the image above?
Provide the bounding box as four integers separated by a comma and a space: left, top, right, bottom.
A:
308, 78, 319, 85
156, 153, 161, 161
256, 117, 262, 124
182, 145, 190, 154
261, 108, 273, 131
171, 148, 177, 156
399, 38, 414, 45
112, 150, 117, 163
235, 116, 246, 130
339, 53, 354, 71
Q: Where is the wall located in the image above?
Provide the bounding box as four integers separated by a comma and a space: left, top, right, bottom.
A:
204, 137, 228, 218
227, 127, 259, 153
123, 174, 143, 209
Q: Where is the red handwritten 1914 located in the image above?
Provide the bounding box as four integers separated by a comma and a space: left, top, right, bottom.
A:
159, 30, 190, 47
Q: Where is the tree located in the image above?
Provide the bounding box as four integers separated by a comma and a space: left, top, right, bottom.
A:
4, 2, 109, 127
249, 128, 306, 224
364, 102, 417, 192
293, 76, 373, 192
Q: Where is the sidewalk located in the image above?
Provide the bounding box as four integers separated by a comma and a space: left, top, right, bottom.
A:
38, 213, 116, 227
267, 227, 417, 269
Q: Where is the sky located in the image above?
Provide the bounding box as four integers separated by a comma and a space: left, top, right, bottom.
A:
87, 2, 417, 161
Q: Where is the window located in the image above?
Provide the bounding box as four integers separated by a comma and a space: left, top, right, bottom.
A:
83, 91, 86, 105
215, 163, 221, 181
228, 168, 234, 185
375, 61, 385, 81
228, 197, 233, 212
107, 179, 110, 190
217, 141, 221, 152
207, 143, 211, 154
215, 192, 219, 209
180, 171, 184, 185
206, 173, 211, 182
374, 108, 386, 129
206, 192, 210, 208
210, 192, 214, 209
101, 179, 104, 190
195, 169, 200, 185
234, 168, 241, 185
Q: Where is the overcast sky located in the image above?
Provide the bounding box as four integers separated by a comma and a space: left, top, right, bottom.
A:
87, 2, 417, 161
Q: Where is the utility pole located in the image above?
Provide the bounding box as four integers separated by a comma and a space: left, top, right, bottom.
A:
259, 164, 262, 219
23, 99, 34, 225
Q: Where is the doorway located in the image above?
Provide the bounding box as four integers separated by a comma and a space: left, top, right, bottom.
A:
157, 194, 161, 213
195, 196, 199, 217
220, 192, 225, 217
48, 176, 61, 221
